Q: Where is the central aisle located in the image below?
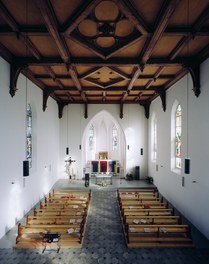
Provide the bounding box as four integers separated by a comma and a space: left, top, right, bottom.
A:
83, 190, 126, 259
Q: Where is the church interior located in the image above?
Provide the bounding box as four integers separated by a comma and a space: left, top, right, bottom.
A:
0, 0, 209, 263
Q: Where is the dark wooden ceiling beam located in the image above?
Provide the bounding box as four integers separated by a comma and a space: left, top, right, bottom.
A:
1, 25, 209, 37
63, 0, 102, 34
140, 0, 180, 65
0, 1, 41, 60
34, 73, 175, 80
108, 66, 131, 80
0, 0, 19, 32
46, 66, 64, 89
144, 66, 164, 89
169, 4, 209, 60
20, 56, 184, 67
79, 67, 101, 79
128, 67, 141, 91
68, 65, 87, 102
35, 0, 70, 63
112, 0, 148, 35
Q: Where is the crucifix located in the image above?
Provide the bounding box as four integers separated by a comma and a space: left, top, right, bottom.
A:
65, 156, 76, 179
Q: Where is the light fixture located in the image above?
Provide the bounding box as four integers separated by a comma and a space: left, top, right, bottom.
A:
66, 104, 69, 155
184, 0, 190, 175
23, 0, 29, 177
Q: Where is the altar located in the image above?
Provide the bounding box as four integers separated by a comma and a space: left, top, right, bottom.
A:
95, 173, 113, 185
91, 160, 118, 174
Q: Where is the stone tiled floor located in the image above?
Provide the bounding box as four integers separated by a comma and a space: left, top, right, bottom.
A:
0, 178, 209, 264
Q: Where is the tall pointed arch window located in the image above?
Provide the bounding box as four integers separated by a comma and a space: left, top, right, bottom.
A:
112, 125, 118, 151
151, 113, 157, 162
175, 104, 182, 168
89, 124, 94, 151
153, 117, 157, 161
26, 104, 32, 168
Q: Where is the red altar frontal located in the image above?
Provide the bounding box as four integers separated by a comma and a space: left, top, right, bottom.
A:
91, 160, 119, 174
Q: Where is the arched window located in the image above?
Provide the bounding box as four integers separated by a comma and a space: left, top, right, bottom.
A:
26, 104, 32, 168
151, 113, 157, 162
175, 104, 182, 168
112, 125, 118, 151
89, 124, 94, 150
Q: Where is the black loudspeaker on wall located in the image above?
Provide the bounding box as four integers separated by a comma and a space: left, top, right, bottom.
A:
23, 160, 29, 176
135, 166, 140, 180
184, 158, 190, 174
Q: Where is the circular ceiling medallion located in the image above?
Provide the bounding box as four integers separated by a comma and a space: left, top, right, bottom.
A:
78, 19, 97, 37
115, 19, 134, 37
95, 1, 119, 21
96, 37, 115, 48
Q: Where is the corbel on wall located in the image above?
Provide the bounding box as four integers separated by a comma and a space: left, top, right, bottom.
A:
140, 101, 151, 119
157, 88, 166, 112
43, 87, 55, 112
57, 101, 66, 119
10, 63, 24, 97
188, 65, 200, 97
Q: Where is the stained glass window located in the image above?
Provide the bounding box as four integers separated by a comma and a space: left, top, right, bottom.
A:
112, 125, 118, 151
26, 104, 32, 168
89, 124, 94, 150
153, 118, 157, 161
175, 104, 182, 168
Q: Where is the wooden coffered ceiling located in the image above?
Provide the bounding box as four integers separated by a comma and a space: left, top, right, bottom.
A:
0, 0, 209, 118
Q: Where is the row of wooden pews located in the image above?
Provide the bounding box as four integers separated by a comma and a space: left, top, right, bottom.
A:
14, 189, 91, 251
118, 188, 194, 248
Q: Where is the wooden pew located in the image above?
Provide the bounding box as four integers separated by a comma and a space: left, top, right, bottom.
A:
126, 224, 194, 248
27, 215, 84, 225
124, 215, 181, 226
15, 222, 85, 249
14, 189, 91, 250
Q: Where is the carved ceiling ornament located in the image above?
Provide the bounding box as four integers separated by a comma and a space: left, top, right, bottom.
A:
76, 0, 137, 54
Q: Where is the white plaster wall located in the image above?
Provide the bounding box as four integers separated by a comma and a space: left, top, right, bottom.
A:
148, 58, 209, 240
60, 103, 148, 179
0, 57, 60, 239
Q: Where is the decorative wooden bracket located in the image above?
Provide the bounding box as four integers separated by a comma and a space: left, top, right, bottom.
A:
10, 63, 23, 97
140, 101, 151, 119
157, 88, 166, 112
43, 87, 55, 112
84, 103, 88, 119
57, 101, 66, 119
188, 65, 200, 97
120, 102, 123, 119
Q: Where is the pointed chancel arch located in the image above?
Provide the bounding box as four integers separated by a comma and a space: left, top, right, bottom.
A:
81, 110, 126, 174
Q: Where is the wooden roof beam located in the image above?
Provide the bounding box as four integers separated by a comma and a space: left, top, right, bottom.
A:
113, 0, 148, 35
144, 66, 164, 89
68, 65, 87, 102
64, 0, 103, 34
0, 1, 41, 60
46, 66, 64, 90
128, 67, 141, 91
169, 4, 209, 60
140, 0, 180, 65
35, 0, 70, 63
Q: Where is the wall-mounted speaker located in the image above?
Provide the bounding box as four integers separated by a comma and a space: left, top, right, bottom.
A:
66, 147, 69, 155
140, 148, 143, 155
23, 160, 29, 177
184, 158, 190, 174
